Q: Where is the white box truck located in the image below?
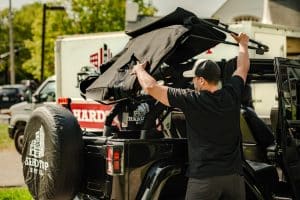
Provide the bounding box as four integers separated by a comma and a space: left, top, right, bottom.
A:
55, 32, 130, 132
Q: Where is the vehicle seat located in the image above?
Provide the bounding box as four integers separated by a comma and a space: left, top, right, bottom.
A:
246, 160, 279, 196
241, 107, 275, 162
170, 111, 186, 138
242, 107, 274, 147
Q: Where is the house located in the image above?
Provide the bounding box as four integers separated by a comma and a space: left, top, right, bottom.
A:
212, 0, 300, 27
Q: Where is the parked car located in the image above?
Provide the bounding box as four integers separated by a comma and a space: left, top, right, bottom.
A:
8, 75, 55, 154
21, 8, 300, 200
0, 84, 27, 109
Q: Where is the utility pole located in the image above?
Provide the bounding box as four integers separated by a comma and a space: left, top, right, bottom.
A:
40, 4, 47, 82
8, 0, 15, 84
40, 4, 65, 82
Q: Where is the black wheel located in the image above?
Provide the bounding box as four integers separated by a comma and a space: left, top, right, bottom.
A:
22, 104, 83, 200
14, 127, 25, 154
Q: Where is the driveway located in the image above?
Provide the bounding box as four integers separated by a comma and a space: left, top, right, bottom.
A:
0, 148, 25, 187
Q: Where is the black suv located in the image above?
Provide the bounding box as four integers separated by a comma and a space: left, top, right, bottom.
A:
0, 84, 26, 109
21, 8, 300, 200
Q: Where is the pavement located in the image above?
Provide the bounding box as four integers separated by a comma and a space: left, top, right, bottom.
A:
0, 109, 25, 187
0, 148, 25, 187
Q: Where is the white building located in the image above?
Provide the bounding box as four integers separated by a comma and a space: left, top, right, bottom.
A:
212, 0, 300, 27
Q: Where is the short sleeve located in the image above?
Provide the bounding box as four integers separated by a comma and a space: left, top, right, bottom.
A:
223, 75, 245, 102
167, 88, 192, 111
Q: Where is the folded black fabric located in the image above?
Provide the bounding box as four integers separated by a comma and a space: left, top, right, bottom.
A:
83, 7, 226, 103
85, 25, 189, 102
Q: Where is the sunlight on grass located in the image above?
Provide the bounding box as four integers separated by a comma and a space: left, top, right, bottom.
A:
0, 123, 13, 150
0, 187, 32, 200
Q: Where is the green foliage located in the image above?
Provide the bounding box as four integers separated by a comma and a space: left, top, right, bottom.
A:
0, 187, 32, 200
13, 3, 42, 81
0, 123, 12, 150
0, 4, 40, 83
133, 0, 157, 16
22, 3, 72, 79
0, 0, 157, 81
70, 0, 126, 33
0, 8, 9, 74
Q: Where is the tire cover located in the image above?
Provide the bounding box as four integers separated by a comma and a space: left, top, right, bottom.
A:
22, 104, 83, 200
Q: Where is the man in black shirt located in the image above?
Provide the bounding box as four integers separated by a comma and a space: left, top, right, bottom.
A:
132, 33, 250, 200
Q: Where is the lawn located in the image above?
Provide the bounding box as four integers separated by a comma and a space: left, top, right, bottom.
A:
0, 187, 32, 200
0, 123, 13, 150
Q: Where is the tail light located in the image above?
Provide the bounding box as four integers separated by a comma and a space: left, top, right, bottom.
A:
106, 145, 124, 175
57, 97, 71, 109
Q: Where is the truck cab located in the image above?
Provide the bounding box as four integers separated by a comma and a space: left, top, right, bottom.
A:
8, 75, 56, 154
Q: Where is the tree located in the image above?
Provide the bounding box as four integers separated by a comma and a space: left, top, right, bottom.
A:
133, 0, 157, 16
13, 3, 43, 81
0, 8, 10, 83
22, 3, 73, 80
0, 0, 157, 82
22, 0, 126, 80
69, 0, 126, 33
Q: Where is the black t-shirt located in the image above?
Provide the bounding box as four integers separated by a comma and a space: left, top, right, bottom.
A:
167, 75, 244, 179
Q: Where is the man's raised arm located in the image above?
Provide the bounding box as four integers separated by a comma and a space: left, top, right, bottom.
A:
132, 62, 170, 106
232, 33, 250, 83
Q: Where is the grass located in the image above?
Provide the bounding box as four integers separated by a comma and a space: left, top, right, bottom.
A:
0, 123, 13, 150
0, 187, 32, 200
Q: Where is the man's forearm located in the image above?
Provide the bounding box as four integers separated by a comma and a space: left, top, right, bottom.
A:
134, 67, 157, 94
133, 64, 170, 106
231, 33, 250, 82
237, 44, 250, 74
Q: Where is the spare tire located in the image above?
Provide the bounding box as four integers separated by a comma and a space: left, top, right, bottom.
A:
22, 104, 83, 200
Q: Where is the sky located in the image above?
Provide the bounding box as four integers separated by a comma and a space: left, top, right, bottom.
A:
152, 0, 226, 17
0, 0, 47, 9
0, 0, 226, 18
0, 0, 40, 9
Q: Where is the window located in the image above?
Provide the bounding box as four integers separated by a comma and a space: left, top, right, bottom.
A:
39, 81, 56, 102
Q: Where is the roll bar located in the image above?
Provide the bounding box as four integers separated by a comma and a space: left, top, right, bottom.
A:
198, 18, 269, 55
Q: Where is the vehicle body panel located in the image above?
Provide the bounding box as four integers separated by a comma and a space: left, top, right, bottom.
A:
0, 84, 26, 109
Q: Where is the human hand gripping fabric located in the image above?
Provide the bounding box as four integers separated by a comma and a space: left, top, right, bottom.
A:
131, 61, 148, 75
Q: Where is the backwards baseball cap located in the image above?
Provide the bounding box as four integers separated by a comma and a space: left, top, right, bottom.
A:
183, 59, 221, 83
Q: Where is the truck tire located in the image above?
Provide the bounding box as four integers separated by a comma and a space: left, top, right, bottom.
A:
14, 126, 25, 154
22, 104, 83, 200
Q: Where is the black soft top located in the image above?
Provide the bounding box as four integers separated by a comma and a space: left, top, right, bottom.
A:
83, 7, 226, 103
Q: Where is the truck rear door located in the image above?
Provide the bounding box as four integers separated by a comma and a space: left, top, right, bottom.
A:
274, 57, 300, 199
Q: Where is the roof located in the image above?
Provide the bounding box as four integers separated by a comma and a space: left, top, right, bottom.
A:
212, 0, 264, 23
212, 0, 300, 27
269, 0, 300, 27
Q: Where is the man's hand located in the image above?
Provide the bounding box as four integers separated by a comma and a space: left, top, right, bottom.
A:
132, 60, 170, 106
131, 61, 148, 75
231, 32, 249, 47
